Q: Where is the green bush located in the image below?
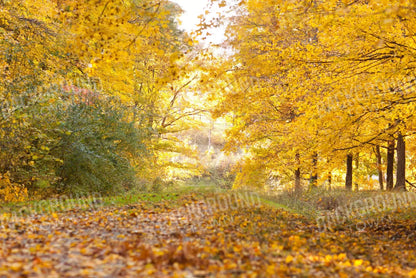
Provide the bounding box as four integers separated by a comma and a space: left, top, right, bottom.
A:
0, 85, 152, 199
0, 88, 63, 198
52, 98, 148, 195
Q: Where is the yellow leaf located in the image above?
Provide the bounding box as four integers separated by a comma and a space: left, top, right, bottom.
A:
266, 264, 275, 275
9, 263, 23, 271
409, 269, 416, 277
353, 259, 363, 267
285, 255, 294, 264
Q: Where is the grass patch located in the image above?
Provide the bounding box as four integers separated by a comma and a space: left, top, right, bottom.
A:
101, 191, 180, 207
258, 196, 307, 216
0, 178, 224, 216
261, 187, 416, 222
0, 195, 102, 216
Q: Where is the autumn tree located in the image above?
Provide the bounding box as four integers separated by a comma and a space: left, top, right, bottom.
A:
0, 0, 205, 198
207, 0, 416, 191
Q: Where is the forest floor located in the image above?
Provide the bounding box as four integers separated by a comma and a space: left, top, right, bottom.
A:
0, 184, 416, 277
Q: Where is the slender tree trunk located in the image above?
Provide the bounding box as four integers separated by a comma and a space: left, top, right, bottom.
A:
386, 139, 395, 191
354, 154, 359, 191
295, 168, 301, 192
327, 172, 332, 190
395, 132, 406, 191
375, 145, 384, 191
295, 153, 301, 192
310, 153, 318, 188
345, 154, 353, 191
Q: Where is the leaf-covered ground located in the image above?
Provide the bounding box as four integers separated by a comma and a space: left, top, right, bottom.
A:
0, 192, 415, 277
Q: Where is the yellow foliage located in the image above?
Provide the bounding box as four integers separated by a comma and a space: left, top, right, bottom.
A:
1, 0, 204, 188
0, 173, 28, 202
207, 0, 416, 190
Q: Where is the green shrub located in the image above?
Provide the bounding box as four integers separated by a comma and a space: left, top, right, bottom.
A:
52, 98, 148, 195
0, 88, 63, 198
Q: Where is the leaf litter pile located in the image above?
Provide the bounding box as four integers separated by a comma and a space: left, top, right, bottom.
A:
0, 192, 415, 277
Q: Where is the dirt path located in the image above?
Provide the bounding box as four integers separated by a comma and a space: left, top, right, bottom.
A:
0, 193, 415, 277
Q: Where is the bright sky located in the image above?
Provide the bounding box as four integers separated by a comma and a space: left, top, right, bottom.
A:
171, 0, 208, 32
171, 0, 225, 44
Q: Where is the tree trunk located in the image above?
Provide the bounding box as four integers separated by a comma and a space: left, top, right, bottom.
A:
310, 153, 318, 188
327, 172, 332, 190
354, 154, 359, 191
345, 154, 353, 191
375, 145, 384, 191
386, 139, 395, 191
394, 132, 406, 191
295, 168, 301, 192
294, 153, 301, 192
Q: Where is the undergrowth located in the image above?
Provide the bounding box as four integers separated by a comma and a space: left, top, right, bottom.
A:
260, 187, 416, 221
